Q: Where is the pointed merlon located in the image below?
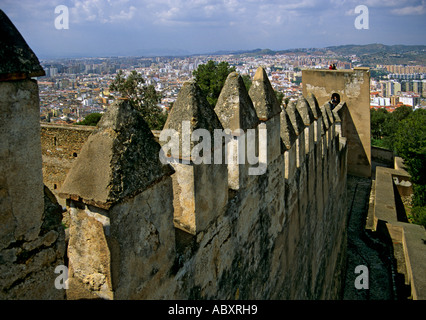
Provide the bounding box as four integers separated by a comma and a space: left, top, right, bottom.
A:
59, 100, 174, 209
320, 103, 331, 131
248, 67, 282, 121
296, 95, 315, 126
332, 102, 346, 122
163, 80, 224, 158
215, 72, 259, 132
305, 93, 322, 120
280, 108, 297, 150
0, 10, 45, 81
324, 102, 335, 123
286, 100, 306, 136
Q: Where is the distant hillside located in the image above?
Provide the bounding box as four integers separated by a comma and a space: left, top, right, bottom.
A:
212, 44, 426, 66
325, 43, 426, 55
325, 44, 426, 66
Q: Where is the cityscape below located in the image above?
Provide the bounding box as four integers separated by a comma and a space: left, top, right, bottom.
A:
38, 48, 426, 125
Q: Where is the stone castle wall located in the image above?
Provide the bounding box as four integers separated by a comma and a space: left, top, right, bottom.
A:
0, 9, 378, 301
40, 123, 95, 206
57, 69, 349, 300
302, 68, 371, 178
0, 9, 66, 299
0, 79, 65, 299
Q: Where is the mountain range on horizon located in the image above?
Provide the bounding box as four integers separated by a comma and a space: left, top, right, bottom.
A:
39, 43, 426, 66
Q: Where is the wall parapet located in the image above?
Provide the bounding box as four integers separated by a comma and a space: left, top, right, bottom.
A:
373, 165, 426, 300
57, 66, 349, 300
302, 68, 371, 178
0, 8, 354, 300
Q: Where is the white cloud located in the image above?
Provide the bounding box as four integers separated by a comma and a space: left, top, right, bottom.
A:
390, 1, 426, 15
69, 0, 143, 24
109, 6, 137, 22
1, 0, 425, 57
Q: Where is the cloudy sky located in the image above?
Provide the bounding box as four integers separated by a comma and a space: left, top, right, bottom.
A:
2, 0, 425, 58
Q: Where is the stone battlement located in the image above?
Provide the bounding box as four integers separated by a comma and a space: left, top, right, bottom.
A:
56, 68, 349, 299
0, 9, 355, 300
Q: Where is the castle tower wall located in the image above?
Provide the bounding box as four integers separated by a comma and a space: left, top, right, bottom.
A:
302, 68, 371, 177
0, 10, 65, 299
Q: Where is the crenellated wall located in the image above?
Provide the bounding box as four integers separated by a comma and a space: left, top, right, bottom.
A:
58, 68, 349, 300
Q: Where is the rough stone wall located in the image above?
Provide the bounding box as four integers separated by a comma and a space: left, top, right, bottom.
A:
60, 68, 349, 300
40, 124, 95, 206
0, 80, 65, 299
0, 10, 353, 300
302, 68, 371, 178
373, 165, 426, 300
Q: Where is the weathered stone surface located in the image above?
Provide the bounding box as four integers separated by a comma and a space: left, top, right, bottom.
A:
0, 80, 44, 245
40, 123, 95, 207
67, 204, 113, 300
306, 93, 321, 120
324, 102, 335, 124
0, 10, 45, 80
109, 177, 175, 299
249, 67, 282, 121
0, 13, 65, 299
59, 100, 173, 209
296, 95, 315, 126
280, 108, 297, 150
286, 100, 305, 136
215, 72, 259, 132
215, 72, 261, 190
0, 186, 65, 300
160, 79, 229, 235
320, 103, 331, 132
163, 80, 224, 160
332, 102, 346, 122
302, 68, 371, 178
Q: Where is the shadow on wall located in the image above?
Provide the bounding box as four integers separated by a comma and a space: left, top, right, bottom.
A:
343, 105, 371, 177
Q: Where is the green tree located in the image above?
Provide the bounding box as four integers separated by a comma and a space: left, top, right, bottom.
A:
370, 108, 389, 140
241, 74, 252, 92
394, 109, 426, 227
192, 60, 236, 108
394, 110, 426, 199
76, 113, 102, 126
370, 106, 413, 150
109, 70, 166, 130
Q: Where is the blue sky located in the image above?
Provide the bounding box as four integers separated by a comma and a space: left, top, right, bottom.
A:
2, 0, 426, 58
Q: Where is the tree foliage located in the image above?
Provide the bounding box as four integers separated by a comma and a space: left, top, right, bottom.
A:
394, 109, 426, 208
372, 107, 426, 227
109, 70, 167, 130
192, 60, 236, 108
76, 112, 102, 126
193, 61, 285, 109
370, 106, 413, 150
